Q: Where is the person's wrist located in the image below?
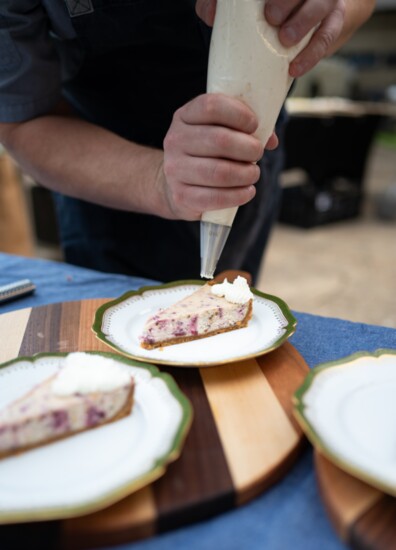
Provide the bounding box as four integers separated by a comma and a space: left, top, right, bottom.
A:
152, 154, 178, 220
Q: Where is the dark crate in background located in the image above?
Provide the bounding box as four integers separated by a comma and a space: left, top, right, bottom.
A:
279, 113, 383, 227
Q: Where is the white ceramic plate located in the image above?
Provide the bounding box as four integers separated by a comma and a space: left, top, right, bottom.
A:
0, 352, 192, 523
93, 280, 296, 367
294, 349, 396, 496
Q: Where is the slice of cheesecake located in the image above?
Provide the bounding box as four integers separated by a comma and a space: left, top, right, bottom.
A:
0, 353, 134, 459
140, 276, 253, 349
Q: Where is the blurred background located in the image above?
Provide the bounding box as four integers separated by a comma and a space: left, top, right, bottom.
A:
0, 1, 395, 327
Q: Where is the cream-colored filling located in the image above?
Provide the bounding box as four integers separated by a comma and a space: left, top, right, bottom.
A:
0, 382, 131, 453
140, 284, 250, 345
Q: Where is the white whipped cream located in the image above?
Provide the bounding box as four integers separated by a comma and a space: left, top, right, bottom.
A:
211, 276, 253, 304
52, 352, 131, 396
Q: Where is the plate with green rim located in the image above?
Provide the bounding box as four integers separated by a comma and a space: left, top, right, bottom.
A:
92, 280, 297, 367
293, 349, 396, 496
0, 351, 192, 523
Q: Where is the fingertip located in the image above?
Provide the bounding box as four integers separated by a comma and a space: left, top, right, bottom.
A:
266, 133, 279, 151
289, 59, 308, 78
248, 184, 257, 200
289, 63, 301, 78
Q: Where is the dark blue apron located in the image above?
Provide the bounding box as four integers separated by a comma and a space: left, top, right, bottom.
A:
54, 0, 283, 283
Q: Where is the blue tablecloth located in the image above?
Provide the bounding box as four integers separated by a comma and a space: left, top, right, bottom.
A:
1, 252, 395, 550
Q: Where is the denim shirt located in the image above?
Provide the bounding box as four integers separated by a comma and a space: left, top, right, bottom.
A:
0, 1, 71, 121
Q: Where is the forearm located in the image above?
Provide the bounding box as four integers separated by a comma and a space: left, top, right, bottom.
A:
0, 115, 171, 218
0, 93, 272, 223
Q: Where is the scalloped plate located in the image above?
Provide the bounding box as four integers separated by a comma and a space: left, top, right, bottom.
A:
93, 280, 297, 367
294, 349, 396, 496
0, 352, 192, 523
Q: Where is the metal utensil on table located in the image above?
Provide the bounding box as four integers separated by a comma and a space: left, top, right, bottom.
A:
0, 279, 36, 304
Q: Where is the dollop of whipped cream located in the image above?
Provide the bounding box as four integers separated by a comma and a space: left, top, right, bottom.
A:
52, 352, 131, 396
210, 276, 253, 304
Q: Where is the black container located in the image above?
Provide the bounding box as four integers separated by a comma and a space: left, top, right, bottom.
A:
278, 179, 363, 228
279, 112, 382, 227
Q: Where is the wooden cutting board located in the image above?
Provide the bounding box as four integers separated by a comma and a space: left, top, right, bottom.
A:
315, 451, 396, 549
0, 298, 309, 549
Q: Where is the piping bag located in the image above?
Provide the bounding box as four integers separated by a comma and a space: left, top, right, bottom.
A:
200, 0, 314, 279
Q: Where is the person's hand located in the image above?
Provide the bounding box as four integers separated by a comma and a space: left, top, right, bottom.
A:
161, 93, 277, 220
196, 0, 346, 77
264, 0, 346, 77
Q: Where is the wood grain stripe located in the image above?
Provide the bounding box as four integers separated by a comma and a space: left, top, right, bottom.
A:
57, 301, 82, 353
19, 303, 62, 355
0, 308, 31, 362
153, 366, 234, 532
200, 358, 299, 504
257, 342, 309, 433
62, 487, 156, 549
78, 299, 109, 352
315, 452, 383, 542
352, 495, 396, 549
